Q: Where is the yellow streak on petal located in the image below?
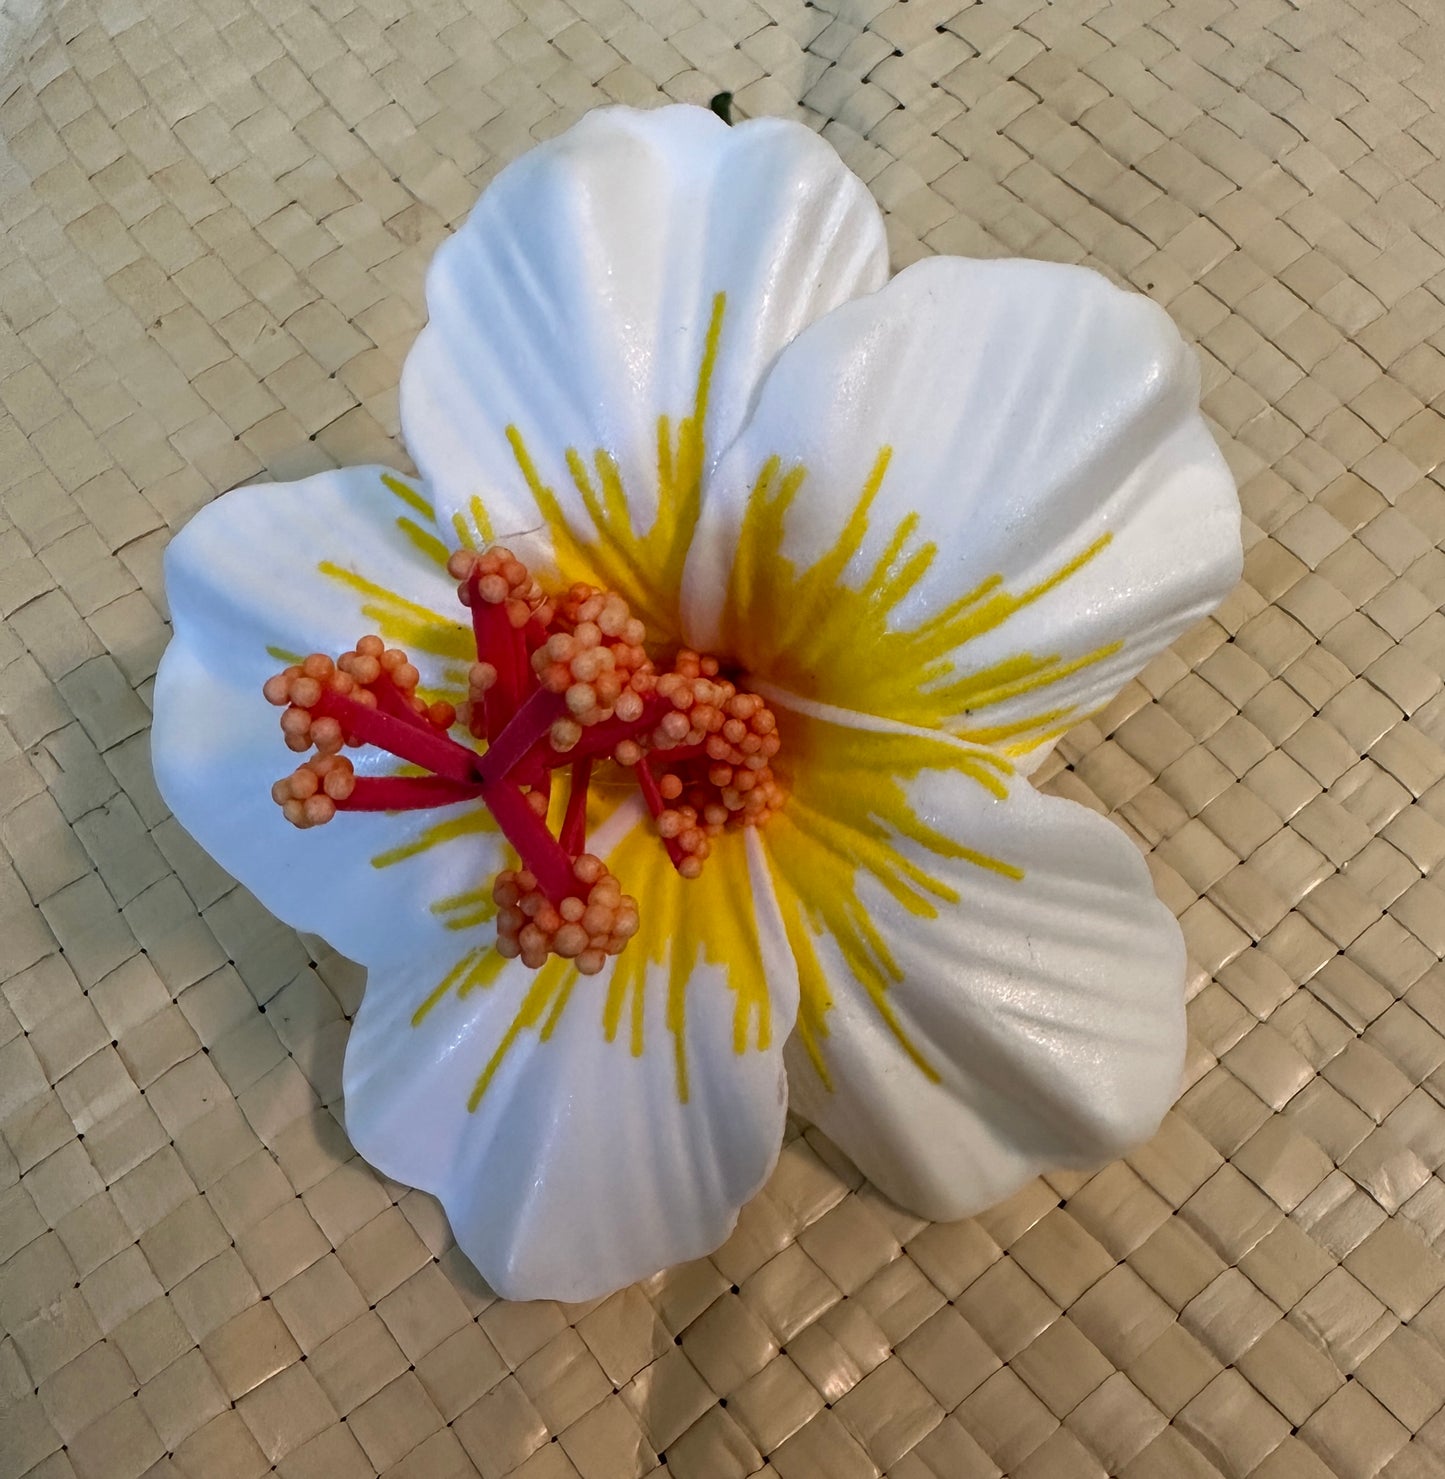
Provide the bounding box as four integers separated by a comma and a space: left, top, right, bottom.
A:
382, 473, 431, 518
776, 887, 833, 1091
380, 473, 450, 568
503, 292, 727, 643
371, 807, 497, 870
602, 969, 629, 1046
471, 497, 495, 546
384, 468, 493, 568
265, 644, 303, 665
771, 448, 893, 656
720, 454, 1119, 733
657, 415, 673, 498
468, 962, 571, 1111
947, 640, 1122, 713
954, 707, 1074, 746
770, 714, 1025, 1088
599, 821, 768, 1103
431, 886, 498, 932
1004, 721, 1085, 756
669, 969, 689, 1105
540, 976, 576, 1041
460, 952, 506, 998
395, 516, 450, 569
412, 950, 479, 1027
996, 702, 1105, 758
318, 562, 475, 663
631, 969, 646, 1058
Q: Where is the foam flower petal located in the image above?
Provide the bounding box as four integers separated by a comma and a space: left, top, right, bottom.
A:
400, 103, 889, 643
344, 812, 800, 1301
685, 256, 1241, 769
152, 466, 505, 968
765, 710, 1185, 1221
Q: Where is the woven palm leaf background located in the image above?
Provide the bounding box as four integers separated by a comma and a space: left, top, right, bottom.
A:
4, 0, 1445, 1475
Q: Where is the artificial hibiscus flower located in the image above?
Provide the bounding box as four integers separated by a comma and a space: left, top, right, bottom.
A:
152, 103, 1241, 1301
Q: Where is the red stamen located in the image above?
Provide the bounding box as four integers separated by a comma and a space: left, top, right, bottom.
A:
312, 691, 479, 783
370, 673, 434, 728
482, 687, 567, 783
635, 757, 690, 873
335, 775, 487, 811
633, 755, 666, 816
560, 758, 591, 856
469, 576, 530, 741
481, 779, 577, 905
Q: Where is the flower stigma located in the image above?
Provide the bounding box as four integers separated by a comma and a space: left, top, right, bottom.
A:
263, 546, 785, 975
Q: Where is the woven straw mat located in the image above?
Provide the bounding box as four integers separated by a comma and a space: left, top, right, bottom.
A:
5, 0, 1445, 1476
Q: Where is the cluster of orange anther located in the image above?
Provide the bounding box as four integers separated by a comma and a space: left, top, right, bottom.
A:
645, 653, 779, 759
531, 583, 655, 752
263, 639, 456, 758
264, 651, 374, 754
269, 755, 357, 828
447, 547, 553, 627
447, 546, 553, 741
641, 653, 785, 829
264, 636, 460, 824
261, 549, 785, 976
339, 636, 456, 728
652, 782, 710, 879
493, 855, 640, 975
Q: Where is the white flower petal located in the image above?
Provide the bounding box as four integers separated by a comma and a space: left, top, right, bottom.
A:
764, 708, 1184, 1222
153, 467, 503, 966
160, 465, 468, 688
686, 256, 1240, 767
344, 821, 799, 1301
400, 103, 889, 640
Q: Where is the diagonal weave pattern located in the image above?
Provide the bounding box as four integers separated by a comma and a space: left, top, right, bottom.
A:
3, 0, 1445, 1475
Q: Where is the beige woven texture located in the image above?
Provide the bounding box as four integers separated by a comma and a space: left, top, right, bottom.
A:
4, 0, 1445, 1474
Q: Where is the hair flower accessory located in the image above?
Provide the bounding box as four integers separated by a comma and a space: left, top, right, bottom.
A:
153, 103, 1242, 1301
